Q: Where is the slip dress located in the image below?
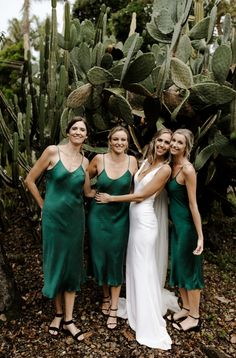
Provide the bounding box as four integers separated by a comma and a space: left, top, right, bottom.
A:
42, 146, 86, 299
167, 165, 204, 290
87, 154, 132, 286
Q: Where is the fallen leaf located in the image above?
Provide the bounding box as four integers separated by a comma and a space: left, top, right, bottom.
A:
230, 334, 236, 344
121, 329, 135, 341
215, 296, 231, 304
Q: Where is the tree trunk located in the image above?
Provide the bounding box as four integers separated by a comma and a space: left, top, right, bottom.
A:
0, 240, 22, 320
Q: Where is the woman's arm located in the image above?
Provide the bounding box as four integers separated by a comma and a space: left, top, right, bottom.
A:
184, 165, 204, 255
24, 146, 56, 209
129, 155, 138, 175
83, 158, 96, 198
87, 154, 101, 179
96, 165, 171, 203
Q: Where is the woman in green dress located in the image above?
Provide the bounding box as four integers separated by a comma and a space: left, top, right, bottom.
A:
25, 117, 95, 341
167, 128, 204, 332
87, 126, 137, 329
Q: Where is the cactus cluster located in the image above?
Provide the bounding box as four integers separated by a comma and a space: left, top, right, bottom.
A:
0, 0, 236, 221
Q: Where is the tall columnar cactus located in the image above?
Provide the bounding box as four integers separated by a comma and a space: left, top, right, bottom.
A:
0, 0, 236, 219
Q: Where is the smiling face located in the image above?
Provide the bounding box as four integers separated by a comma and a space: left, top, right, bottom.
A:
170, 133, 187, 157
154, 132, 171, 157
67, 120, 87, 145
109, 130, 129, 154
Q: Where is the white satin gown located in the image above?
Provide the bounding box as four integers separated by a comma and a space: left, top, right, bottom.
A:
118, 160, 179, 350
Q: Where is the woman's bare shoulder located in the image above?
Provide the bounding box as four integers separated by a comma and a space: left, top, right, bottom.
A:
161, 163, 172, 176
82, 156, 89, 169
42, 145, 58, 157
182, 163, 195, 174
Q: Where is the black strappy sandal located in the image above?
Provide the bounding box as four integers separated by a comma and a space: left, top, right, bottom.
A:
101, 295, 110, 316
62, 320, 86, 342
166, 307, 189, 322
48, 313, 63, 338
107, 308, 118, 330
172, 315, 201, 332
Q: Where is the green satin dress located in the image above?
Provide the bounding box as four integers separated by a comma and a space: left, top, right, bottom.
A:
42, 148, 85, 299
167, 171, 204, 290
88, 155, 132, 286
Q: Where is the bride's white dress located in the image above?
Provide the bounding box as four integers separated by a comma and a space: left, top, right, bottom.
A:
118, 160, 179, 350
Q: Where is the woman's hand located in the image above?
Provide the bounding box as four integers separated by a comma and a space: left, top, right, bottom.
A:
193, 237, 204, 255
95, 192, 111, 203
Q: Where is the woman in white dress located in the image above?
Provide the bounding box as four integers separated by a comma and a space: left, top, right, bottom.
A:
96, 128, 179, 350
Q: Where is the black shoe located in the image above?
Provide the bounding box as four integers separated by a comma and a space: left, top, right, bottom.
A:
101, 295, 110, 316
62, 320, 85, 342
172, 315, 201, 332
48, 313, 63, 338
166, 307, 189, 322
107, 308, 118, 330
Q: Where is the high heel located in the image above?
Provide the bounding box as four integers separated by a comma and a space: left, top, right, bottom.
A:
101, 295, 110, 316
166, 307, 189, 323
48, 313, 63, 338
172, 315, 201, 332
107, 308, 118, 330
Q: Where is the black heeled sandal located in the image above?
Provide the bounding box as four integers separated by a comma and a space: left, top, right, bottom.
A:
166, 307, 189, 323
62, 320, 85, 342
107, 308, 118, 330
101, 295, 110, 316
172, 315, 201, 332
48, 313, 63, 338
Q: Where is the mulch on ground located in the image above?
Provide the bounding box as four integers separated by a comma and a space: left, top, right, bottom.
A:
0, 211, 235, 358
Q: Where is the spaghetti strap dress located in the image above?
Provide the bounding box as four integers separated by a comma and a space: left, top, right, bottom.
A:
41, 147, 86, 299
167, 167, 204, 290
87, 155, 132, 286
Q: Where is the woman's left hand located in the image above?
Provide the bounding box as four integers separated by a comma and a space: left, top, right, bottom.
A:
193, 238, 204, 255
95, 192, 111, 203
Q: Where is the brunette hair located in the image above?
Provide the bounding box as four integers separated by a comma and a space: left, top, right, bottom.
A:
66, 116, 88, 134
107, 126, 130, 151
146, 128, 172, 164
173, 128, 194, 158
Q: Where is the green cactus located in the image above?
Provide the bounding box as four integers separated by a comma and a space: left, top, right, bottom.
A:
211, 44, 232, 85
123, 53, 156, 84
12, 132, 19, 187
190, 83, 236, 106
170, 57, 194, 89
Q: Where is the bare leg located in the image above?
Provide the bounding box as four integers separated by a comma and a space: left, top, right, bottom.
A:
55, 292, 63, 313
168, 288, 189, 321
107, 285, 121, 329
101, 284, 110, 315
173, 289, 201, 331
188, 289, 201, 317
63, 291, 84, 340
49, 292, 63, 336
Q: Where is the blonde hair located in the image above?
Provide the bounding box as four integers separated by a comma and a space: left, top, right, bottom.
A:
146, 128, 172, 164
173, 128, 194, 158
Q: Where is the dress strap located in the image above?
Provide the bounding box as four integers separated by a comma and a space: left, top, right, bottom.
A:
127, 155, 130, 170
174, 163, 192, 179
57, 146, 61, 160
80, 153, 84, 166
103, 154, 105, 170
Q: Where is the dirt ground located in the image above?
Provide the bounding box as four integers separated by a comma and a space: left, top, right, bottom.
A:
0, 211, 235, 358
